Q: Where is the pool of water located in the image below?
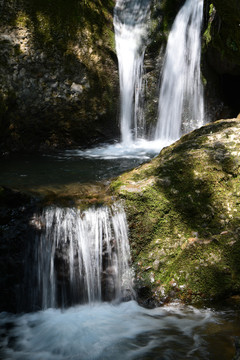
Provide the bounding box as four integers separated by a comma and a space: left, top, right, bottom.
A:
0, 301, 239, 360
0, 140, 169, 191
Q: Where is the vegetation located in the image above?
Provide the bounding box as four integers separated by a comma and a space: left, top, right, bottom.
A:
111, 118, 240, 305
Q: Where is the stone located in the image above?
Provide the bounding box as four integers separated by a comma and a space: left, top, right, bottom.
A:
70, 82, 83, 93
111, 118, 240, 306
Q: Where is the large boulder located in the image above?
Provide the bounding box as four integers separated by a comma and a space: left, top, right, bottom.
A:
111, 118, 240, 306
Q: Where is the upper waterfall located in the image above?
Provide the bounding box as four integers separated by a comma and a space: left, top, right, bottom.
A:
155, 0, 204, 142
114, 0, 151, 145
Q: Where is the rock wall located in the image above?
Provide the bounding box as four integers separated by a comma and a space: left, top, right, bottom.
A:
0, 186, 38, 312
202, 1, 240, 119
0, 0, 119, 153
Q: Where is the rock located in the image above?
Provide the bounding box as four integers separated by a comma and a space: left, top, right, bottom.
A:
70, 82, 83, 93
0, 187, 38, 312
111, 118, 240, 305
0, 0, 119, 153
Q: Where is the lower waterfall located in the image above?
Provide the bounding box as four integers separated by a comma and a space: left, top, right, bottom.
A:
24, 203, 134, 311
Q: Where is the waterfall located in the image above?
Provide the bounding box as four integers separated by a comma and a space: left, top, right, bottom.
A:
155, 0, 204, 142
114, 0, 151, 145
26, 203, 134, 310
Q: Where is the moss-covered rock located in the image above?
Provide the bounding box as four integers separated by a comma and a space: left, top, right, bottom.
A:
0, 0, 118, 153
111, 118, 240, 306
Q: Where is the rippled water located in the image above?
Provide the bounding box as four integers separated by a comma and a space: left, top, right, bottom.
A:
1, 301, 239, 360
0, 139, 171, 190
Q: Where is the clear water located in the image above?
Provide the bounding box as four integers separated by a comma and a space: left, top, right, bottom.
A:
155, 0, 204, 141
0, 138, 172, 192
0, 150, 148, 191
1, 301, 240, 360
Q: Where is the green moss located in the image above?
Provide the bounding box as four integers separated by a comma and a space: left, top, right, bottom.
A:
203, 3, 214, 45
206, 0, 240, 66
15, 11, 31, 28
0, 0, 118, 152
112, 119, 240, 305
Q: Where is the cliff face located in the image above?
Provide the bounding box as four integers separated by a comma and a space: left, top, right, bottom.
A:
203, 1, 240, 119
210, 0, 240, 71
0, 0, 118, 153
111, 118, 240, 305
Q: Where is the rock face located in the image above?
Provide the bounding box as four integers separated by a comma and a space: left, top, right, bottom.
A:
0, 0, 118, 153
111, 118, 240, 305
0, 186, 38, 312
203, 1, 240, 119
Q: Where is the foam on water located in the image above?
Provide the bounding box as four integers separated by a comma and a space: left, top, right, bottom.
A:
0, 301, 228, 360
63, 139, 172, 160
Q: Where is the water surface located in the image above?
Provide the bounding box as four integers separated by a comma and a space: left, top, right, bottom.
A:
0, 301, 239, 360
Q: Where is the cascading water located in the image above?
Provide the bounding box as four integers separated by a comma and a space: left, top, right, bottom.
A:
155, 0, 204, 142
24, 203, 134, 311
114, 0, 151, 144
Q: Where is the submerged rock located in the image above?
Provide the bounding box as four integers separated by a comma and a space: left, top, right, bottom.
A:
111, 118, 240, 306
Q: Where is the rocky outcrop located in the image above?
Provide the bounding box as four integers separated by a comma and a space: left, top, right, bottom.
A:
111, 118, 240, 306
0, 0, 118, 153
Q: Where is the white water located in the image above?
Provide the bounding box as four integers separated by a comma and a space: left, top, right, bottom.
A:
27, 204, 134, 310
155, 0, 204, 142
114, 0, 151, 145
62, 138, 170, 160
1, 301, 233, 360
63, 0, 205, 160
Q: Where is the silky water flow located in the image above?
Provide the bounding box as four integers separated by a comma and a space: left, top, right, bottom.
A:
23, 203, 134, 311
155, 0, 204, 141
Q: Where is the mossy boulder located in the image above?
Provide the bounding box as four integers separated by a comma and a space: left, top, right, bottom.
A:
111, 118, 240, 306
